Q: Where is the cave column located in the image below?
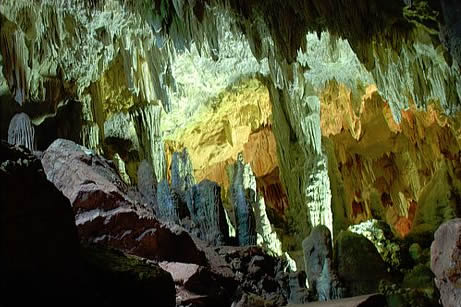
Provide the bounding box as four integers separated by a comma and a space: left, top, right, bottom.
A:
268, 61, 333, 243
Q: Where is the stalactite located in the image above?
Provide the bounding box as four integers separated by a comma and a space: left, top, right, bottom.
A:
7, 113, 35, 151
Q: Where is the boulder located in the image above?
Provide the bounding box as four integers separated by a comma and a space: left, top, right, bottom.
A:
159, 261, 230, 305
82, 245, 175, 306
41, 139, 206, 265
0, 141, 176, 306
0, 141, 82, 305
431, 218, 461, 307
334, 231, 389, 297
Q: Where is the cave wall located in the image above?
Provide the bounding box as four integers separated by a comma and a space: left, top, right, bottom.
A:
1, 0, 461, 271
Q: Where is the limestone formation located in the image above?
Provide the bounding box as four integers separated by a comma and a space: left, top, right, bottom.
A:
253, 194, 283, 257
229, 153, 257, 246
7, 112, 35, 150
112, 153, 131, 185
0, 141, 176, 306
185, 180, 229, 246
170, 148, 195, 218
2, 1, 461, 305
431, 219, 461, 307
132, 104, 166, 182
137, 159, 157, 208
302, 225, 344, 301
171, 148, 195, 192
41, 139, 205, 264
156, 179, 180, 223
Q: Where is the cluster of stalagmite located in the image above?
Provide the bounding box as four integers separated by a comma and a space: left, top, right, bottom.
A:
1, 1, 461, 305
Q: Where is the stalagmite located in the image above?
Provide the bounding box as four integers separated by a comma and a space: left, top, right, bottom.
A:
132, 104, 166, 182
156, 179, 179, 223
185, 180, 229, 245
112, 153, 131, 185
7, 113, 35, 151
229, 153, 257, 246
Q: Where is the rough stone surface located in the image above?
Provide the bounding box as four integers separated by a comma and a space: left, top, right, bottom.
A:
0, 141, 176, 306
82, 245, 176, 307
431, 218, 461, 307
41, 139, 206, 265
334, 231, 389, 297
288, 293, 387, 307
0, 140, 82, 305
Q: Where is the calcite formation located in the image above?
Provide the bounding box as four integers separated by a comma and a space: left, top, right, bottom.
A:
165, 78, 273, 187
229, 154, 258, 246
185, 180, 229, 246
2, 0, 461, 305
7, 112, 35, 150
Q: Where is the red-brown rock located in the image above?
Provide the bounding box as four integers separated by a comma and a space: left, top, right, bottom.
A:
41, 139, 207, 264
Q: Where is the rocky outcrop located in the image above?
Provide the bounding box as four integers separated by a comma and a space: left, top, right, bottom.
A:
334, 231, 389, 297
0, 140, 82, 304
0, 141, 176, 306
82, 245, 176, 307
7, 112, 35, 150
431, 219, 461, 307
41, 139, 206, 265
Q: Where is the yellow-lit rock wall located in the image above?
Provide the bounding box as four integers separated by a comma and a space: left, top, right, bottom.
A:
321, 81, 461, 237
165, 78, 288, 219
165, 79, 273, 185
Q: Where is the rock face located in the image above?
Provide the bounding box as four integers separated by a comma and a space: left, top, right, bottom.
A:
0, 140, 82, 304
0, 141, 176, 306
431, 219, 461, 307
7, 112, 35, 150
334, 231, 389, 297
82, 245, 176, 307
41, 139, 206, 265
302, 225, 344, 301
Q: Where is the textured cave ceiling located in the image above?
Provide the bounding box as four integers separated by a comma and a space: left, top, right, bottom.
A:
1, 0, 461, 276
